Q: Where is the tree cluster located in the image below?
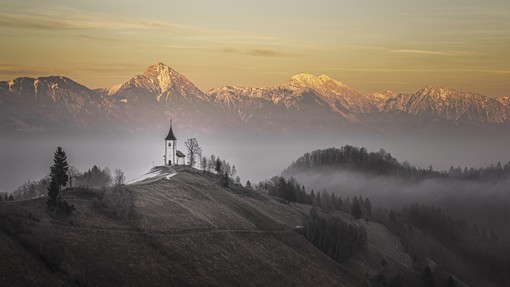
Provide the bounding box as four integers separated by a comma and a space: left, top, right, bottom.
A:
380, 204, 510, 286
10, 176, 51, 200
446, 162, 510, 181
304, 207, 367, 263
283, 145, 510, 182
0, 192, 14, 201
74, 165, 112, 188
201, 154, 238, 179
283, 145, 439, 180
255, 176, 372, 219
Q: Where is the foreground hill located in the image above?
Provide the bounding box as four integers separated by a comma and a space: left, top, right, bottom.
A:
0, 166, 412, 286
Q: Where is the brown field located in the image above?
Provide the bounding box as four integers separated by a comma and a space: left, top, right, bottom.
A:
0, 166, 412, 286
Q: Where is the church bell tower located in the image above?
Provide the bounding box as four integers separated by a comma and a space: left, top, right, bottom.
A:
164, 120, 177, 166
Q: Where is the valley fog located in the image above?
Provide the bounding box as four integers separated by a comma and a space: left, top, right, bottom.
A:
2, 131, 510, 194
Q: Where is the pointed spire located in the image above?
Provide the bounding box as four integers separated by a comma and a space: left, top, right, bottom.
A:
165, 119, 177, 141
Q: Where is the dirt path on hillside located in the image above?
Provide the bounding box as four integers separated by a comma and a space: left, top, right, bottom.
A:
24, 218, 296, 237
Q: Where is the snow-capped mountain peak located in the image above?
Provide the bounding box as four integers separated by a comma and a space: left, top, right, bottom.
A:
142, 62, 183, 93
288, 73, 347, 88
497, 96, 510, 106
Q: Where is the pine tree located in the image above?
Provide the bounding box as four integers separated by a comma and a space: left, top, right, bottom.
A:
223, 171, 229, 187
246, 180, 252, 188
351, 201, 362, 219
50, 147, 69, 192
8, 194, 14, 201
47, 178, 60, 207
47, 147, 74, 214
215, 157, 222, 175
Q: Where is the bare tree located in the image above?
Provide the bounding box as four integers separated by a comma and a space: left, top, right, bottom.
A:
208, 155, 216, 172
103, 167, 113, 186
114, 169, 126, 187
197, 148, 202, 169
185, 138, 202, 168
68, 165, 81, 188
201, 156, 207, 171
230, 165, 237, 178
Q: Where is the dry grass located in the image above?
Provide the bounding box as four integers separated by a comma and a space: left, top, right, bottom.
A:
0, 167, 412, 286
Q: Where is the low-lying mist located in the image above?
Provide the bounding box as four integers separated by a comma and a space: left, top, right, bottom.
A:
2, 129, 510, 202
290, 169, 510, 238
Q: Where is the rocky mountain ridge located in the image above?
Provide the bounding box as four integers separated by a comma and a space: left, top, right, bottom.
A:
1, 62, 509, 135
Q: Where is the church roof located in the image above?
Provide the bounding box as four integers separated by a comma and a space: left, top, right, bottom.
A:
165, 123, 177, 141
176, 150, 185, 157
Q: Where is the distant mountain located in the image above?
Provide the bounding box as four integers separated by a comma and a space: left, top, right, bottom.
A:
106, 62, 209, 105
498, 96, 510, 107
0, 76, 116, 133
101, 62, 225, 132
207, 85, 359, 133
383, 86, 509, 124
285, 73, 381, 114
1, 62, 509, 136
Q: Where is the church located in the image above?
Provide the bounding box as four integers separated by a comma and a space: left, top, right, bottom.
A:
164, 121, 186, 166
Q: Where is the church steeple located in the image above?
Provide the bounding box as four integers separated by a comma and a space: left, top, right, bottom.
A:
164, 119, 177, 166
165, 119, 177, 141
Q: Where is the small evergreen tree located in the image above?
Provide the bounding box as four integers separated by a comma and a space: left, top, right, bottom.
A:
351, 201, 362, 219
47, 147, 74, 215
50, 147, 69, 192
215, 157, 222, 175
8, 194, 14, 201
201, 156, 207, 172
246, 180, 252, 188
47, 179, 60, 207
223, 171, 229, 187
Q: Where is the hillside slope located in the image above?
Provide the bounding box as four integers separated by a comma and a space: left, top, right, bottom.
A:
0, 166, 412, 286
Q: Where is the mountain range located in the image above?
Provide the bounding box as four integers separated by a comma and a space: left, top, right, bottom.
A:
1, 62, 509, 136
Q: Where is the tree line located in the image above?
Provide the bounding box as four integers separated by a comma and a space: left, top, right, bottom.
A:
283, 145, 510, 182
378, 204, 510, 286
6, 165, 121, 201
255, 176, 372, 220
0, 192, 14, 201
304, 207, 367, 263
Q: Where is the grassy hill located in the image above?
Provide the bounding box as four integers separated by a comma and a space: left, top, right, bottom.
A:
0, 166, 413, 286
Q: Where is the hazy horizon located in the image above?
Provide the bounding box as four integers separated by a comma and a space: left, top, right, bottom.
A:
3, 130, 510, 193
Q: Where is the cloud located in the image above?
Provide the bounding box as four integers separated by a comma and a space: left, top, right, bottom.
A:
390, 49, 477, 57
221, 47, 297, 57
0, 11, 199, 33
0, 65, 52, 77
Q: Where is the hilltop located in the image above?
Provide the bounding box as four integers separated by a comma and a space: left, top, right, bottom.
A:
0, 166, 412, 286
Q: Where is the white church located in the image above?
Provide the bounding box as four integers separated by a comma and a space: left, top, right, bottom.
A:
164, 121, 186, 166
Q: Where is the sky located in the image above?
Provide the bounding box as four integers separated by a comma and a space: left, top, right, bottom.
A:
1, 0, 510, 96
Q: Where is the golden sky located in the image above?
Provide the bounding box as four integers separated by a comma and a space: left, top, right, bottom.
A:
1, 0, 510, 97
